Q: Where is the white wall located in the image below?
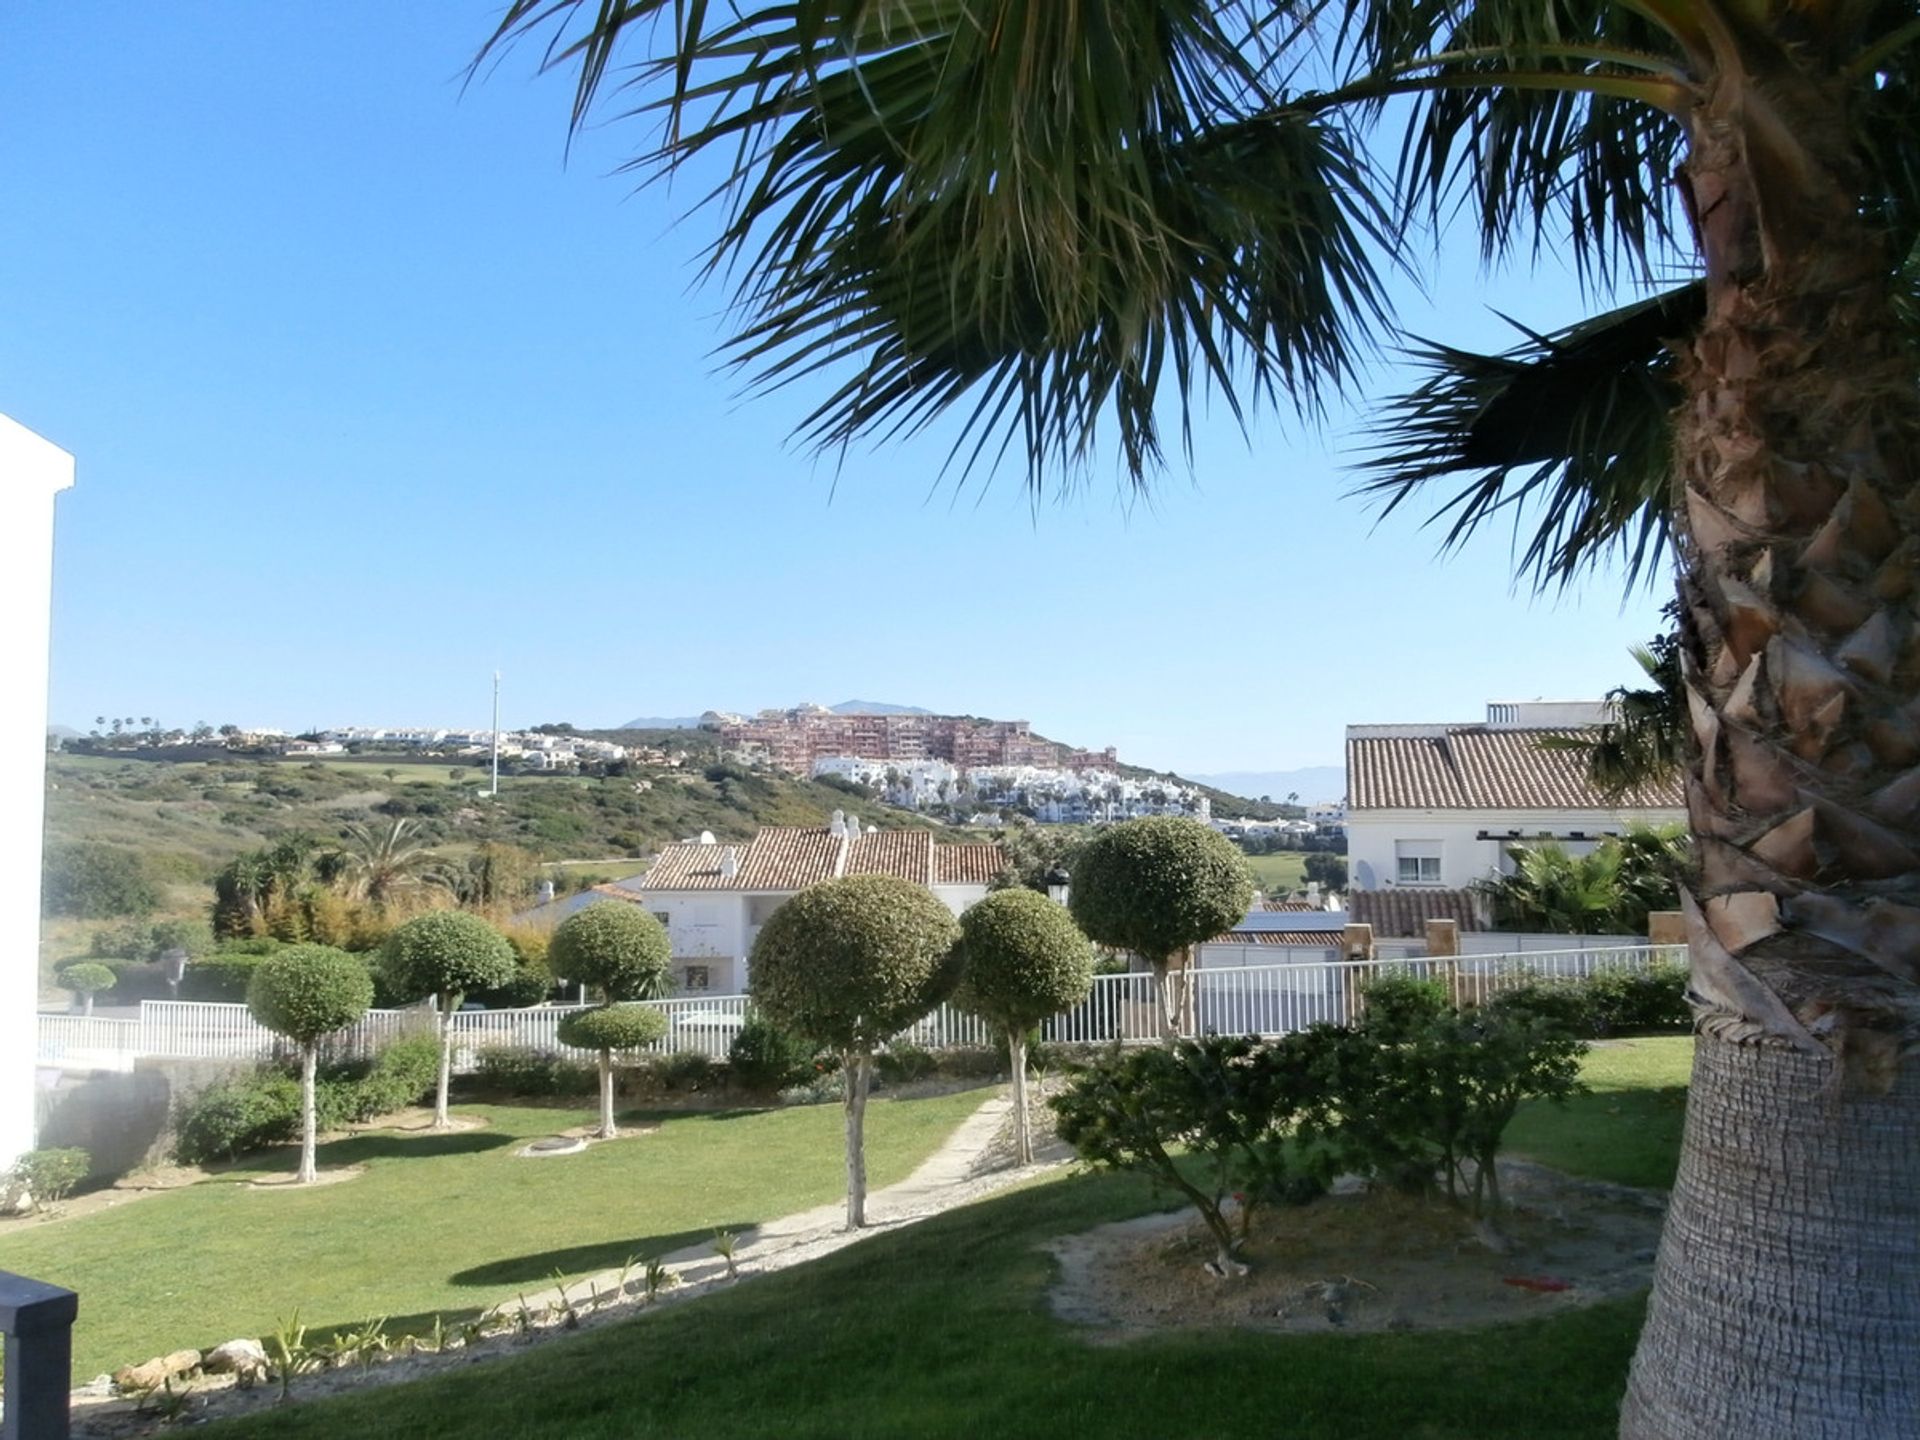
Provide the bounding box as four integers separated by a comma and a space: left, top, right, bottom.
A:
1, 416, 74, 1172
1348, 806, 1687, 892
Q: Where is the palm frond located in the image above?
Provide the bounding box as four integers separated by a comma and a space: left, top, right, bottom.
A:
481, 1, 1396, 489
1353, 283, 1696, 588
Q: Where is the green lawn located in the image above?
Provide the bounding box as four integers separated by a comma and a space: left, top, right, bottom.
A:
1506, 1036, 1693, 1189
0, 1091, 987, 1378
1242, 851, 1309, 894
200, 1041, 1693, 1440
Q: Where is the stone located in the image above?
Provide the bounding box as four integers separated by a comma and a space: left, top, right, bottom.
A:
114, 1349, 200, 1392
204, 1338, 270, 1384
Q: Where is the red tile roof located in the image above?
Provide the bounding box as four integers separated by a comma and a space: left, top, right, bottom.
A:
640, 826, 1002, 893
1348, 888, 1486, 938
933, 843, 1007, 887
1348, 727, 1683, 810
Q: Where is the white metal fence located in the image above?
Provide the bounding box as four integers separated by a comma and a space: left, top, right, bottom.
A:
35, 944, 1684, 1072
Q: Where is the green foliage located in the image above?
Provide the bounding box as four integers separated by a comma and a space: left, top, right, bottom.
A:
874, 1041, 939, 1086
1474, 826, 1688, 935
1359, 973, 1451, 1039
246, 945, 375, 1045
181, 949, 274, 1002
378, 911, 517, 1009
1052, 1037, 1331, 1265
6, 1148, 90, 1211
951, 888, 1094, 1031
470, 1047, 597, 1097
42, 840, 160, 919
727, 1014, 825, 1093
1302, 852, 1348, 893
657, 1049, 717, 1091
557, 1003, 670, 1054
1492, 963, 1691, 1038
748, 875, 962, 1053
1068, 818, 1253, 964
58, 961, 117, 999
173, 1037, 440, 1163
549, 903, 672, 1002
988, 825, 1094, 893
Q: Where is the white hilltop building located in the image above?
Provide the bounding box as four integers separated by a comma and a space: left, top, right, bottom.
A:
809, 756, 1210, 823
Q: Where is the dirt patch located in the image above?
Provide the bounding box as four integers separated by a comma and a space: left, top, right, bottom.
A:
1046, 1161, 1663, 1339
245, 1166, 366, 1191
554, 1121, 661, 1143
361, 1111, 490, 1135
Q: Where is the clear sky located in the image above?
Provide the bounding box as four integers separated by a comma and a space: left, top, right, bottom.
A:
4, 3, 1674, 777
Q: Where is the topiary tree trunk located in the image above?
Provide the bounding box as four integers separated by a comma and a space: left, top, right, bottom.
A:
1006, 1027, 1033, 1165
434, 1003, 456, 1130
298, 1044, 320, 1185
596, 1047, 617, 1140
842, 1047, 872, 1227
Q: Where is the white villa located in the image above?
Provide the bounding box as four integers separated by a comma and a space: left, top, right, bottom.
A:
1345, 700, 1685, 936
558, 814, 1003, 995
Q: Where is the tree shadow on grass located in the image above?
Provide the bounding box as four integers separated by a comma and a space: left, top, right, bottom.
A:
314, 1131, 519, 1164
447, 1223, 759, 1289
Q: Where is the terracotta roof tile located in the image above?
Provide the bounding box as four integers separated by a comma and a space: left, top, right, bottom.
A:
1348, 727, 1683, 811
1348, 888, 1486, 938
933, 843, 1006, 887
640, 826, 1003, 893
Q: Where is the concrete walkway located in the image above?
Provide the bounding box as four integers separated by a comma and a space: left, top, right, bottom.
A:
500, 1092, 1047, 1320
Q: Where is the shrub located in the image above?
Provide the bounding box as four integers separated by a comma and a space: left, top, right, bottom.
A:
471, 1046, 596, 1098
1067, 818, 1252, 1037
58, 962, 116, 1014
181, 951, 270, 1002
247, 945, 376, 1184
874, 1041, 939, 1086
659, 1049, 717, 1091
379, 912, 518, 1127
175, 1073, 303, 1164
42, 841, 160, 919
749, 874, 962, 1226
1583, 961, 1691, 1034
326, 1033, 441, 1121
1358, 973, 1451, 1039
549, 903, 672, 1002
1052, 1037, 1330, 1274
5, 1148, 91, 1211
558, 1004, 671, 1137
951, 887, 1095, 1161
727, 1014, 822, 1093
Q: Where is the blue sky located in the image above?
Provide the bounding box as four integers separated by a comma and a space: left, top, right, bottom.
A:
4, 3, 1673, 776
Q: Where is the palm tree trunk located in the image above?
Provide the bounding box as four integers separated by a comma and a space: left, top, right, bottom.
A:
1621, 63, 1920, 1438
298, 1045, 319, 1185
434, 1004, 453, 1130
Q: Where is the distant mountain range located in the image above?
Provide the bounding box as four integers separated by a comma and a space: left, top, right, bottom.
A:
1189, 767, 1346, 806
618, 700, 934, 729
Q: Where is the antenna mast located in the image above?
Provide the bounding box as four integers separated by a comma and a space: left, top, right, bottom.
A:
490, 671, 501, 797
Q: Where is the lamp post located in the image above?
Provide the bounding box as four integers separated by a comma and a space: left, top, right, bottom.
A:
1044, 867, 1071, 907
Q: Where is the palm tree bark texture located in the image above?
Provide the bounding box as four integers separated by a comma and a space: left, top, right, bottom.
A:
1620, 55, 1920, 1439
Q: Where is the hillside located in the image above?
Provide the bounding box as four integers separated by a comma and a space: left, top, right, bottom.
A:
43, 752, 944, 884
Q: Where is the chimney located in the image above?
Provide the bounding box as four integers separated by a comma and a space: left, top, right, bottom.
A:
720, 847, 739, 881
537, 880, 555, 904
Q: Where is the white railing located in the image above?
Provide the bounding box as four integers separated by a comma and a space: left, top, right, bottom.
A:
35, 945, 1683, 1071
35, 1015, 141, 1069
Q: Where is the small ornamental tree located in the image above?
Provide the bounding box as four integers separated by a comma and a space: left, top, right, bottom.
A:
246, 945, 375, 1184
548, 902, 673, 1003
378, 911, 518, 1129
952, 889, 1094, 1164
58, 962, 116, 1017
557, 1004, 669, 1137
749, 875, 961, 1227
1068, 818, 1254, 1039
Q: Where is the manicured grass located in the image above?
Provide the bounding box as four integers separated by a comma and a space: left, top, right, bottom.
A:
202, 1043, 1688, 1440
0, 1091, 986, 1378
1242, 851, 1309, 894
1507, 1036, 1693, 1189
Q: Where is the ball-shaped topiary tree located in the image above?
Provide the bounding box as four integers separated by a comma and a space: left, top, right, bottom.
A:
749, 875, 962, 1227
247, 944, 375, 1183
557, 1003, 670, 1138
379, 911, 519, 1130
1069, 817, 1254, 1040
548, 902, 673, 1002
952, 889, 1095, 1164
59, 961, 117, 1018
